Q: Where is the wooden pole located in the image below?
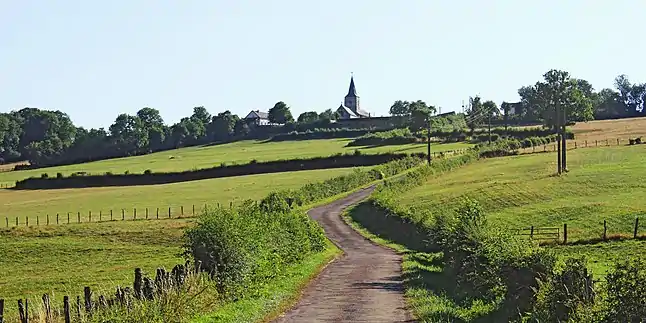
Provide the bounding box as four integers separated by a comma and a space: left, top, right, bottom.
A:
84, 287, 92, 315
193, 205, 195, 215
89, 211, 92, 222
0, 298, 4, 323
63, 296, 71, 323
42, 294, 52, 323
530, 226, 534, 239
603, 220, 607, 240
634, 218, 639, 239
122, 209, 125, 220
563, 223, 568, 244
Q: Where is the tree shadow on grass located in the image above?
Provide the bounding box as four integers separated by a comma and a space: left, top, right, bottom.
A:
347, 202, 497, 322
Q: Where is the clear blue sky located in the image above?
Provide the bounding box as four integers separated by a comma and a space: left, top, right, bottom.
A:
1, 0, 644, 129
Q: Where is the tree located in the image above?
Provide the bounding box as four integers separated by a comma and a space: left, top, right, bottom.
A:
268, 101, 294, 124
614, 74, 646, 116
318, 109, 338, 121
136, 107, 165, 151
109, 114, 148, 154
297, 111, 319, 124
389, 100, 411, 116
482, 100, 500, 117
233, 119, 250, 137
209, 111, 239, 142
518, 70, 595, 129
466, 96, 485, 132
409, 103, 434, 131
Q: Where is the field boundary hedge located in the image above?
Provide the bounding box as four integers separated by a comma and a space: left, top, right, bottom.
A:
12, 152, 426, 190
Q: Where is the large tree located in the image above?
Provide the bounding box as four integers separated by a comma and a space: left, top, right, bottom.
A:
297, 111, 319, 124
268, 101, 294, 124
209, 110, 239, 142
518, 69, 595, 129
408, 101, 436, 131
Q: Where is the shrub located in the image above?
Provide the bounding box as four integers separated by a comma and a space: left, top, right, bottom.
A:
105, 171, 113, 176
600, 258, 646, 322
56, 172, 63, 178
40, 173, 49, 179
346, 128, 418, 147
143, 169, 152, 175
124, 170, 130, 175
183, 201, 326, 298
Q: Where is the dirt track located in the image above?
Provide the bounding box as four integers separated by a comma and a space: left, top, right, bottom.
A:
273, 186, 415, 323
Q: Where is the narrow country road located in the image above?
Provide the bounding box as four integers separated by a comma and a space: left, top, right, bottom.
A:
273, 186, 415, 323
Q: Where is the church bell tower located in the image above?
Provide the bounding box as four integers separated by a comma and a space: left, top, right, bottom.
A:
344, 74, 360, 113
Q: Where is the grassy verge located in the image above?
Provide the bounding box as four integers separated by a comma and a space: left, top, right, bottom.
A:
192, 241, 340, 323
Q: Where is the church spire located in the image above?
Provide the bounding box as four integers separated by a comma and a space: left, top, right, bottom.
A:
346, 74, 358, 97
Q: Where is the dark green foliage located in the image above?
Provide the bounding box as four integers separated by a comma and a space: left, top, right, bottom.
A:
183, 203, 326, 298
601, 258, 646, 322
143, 169, 152, 175
346, 128, 417, 147
40, 173, 49, 179
532, 257, 596, 322
56, 172, 63, 178
268, 128, 382, 142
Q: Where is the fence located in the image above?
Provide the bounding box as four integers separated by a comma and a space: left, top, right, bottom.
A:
0, 265, 195, 323
515, 217, 644, 245
519, 136, 643, 155
2, 202, 237, 229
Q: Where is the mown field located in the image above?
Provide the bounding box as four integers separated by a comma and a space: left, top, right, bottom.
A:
397, 144, 646, 276
0, 139, 470, 186
0, 167, 366, 225
0, 166, 364, 302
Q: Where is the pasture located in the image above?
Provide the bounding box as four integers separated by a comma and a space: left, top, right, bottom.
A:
0, 167, 365, 225
397, 144, 646, 275
0, 139, 471, 186
0, 166, 362, 301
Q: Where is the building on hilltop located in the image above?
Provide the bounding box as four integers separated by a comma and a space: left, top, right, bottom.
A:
244, 110, 271, 126
336, 75, 371, 119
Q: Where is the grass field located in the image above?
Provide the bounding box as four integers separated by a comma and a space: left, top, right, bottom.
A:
0, 165, 364, 315
0, 139, 470, 186
0, 167, 366, 225
570, 116, 646, 141
396, 144, 646, 276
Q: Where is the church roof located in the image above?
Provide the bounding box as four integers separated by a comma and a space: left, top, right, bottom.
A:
345, 76, 358, 97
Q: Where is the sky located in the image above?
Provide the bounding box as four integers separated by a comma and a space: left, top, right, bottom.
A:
1, 0, 645, 129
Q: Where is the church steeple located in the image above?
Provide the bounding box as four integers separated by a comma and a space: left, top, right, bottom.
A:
346, 75, 358, 97
344, 74, 360, 113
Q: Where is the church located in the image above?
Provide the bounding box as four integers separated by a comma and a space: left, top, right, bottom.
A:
336, 75, 371, 119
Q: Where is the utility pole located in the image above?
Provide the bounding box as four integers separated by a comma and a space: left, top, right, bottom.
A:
426, 116, 431, 165
561, 104, 567, 172
556, 103, 562, 175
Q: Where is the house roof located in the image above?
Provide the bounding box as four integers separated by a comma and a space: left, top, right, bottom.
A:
355, 108, 370, 117
337, 105, 358, 118
245, 110, 269, 119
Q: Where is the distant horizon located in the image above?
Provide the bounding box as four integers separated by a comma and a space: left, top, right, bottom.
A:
2, 1, 645, 129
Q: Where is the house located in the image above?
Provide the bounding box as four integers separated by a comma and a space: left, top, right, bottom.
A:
336, 75, 371, 119
244, 110, 271, 126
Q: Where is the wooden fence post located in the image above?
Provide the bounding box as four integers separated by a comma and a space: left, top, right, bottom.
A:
76, 296, 81, 321
585, 140, 588, 147
563, 223, 568, 244
15, 217, 18, 226
110, 210, 113, 221
168, 207, 171, 218
36, 216, 39, 226
193, 205, 195, 215
134, 208, 137, 220
67, 212, 70, 224
89, 211, 92, 222
230, 201, 233, 209
634, 218, 639, 238
42, 294, 52, 323
100, 211, 102, 222
530, 226, 534, 239
63, 296, 71, 323
595, 140, 598, 146
18, 299, 26, 323
181, 206, 184, 216
575, 141, 577, 149
134, 268, 143, 299
606, 139, 609, 146
0, 298, 4, 323
84, 287, 92, 315
26, 216, 28, 227
122, 209, 125, 220
617, 138, 620, 146
603, 220, 607, 240
56, 214, 59, 225
156, 208, 159, 219
77, 212, 80, 223
46, 214, 49, 225
146, 208, 148, 219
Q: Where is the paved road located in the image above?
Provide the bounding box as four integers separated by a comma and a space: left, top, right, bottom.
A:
273, 186, 415, 323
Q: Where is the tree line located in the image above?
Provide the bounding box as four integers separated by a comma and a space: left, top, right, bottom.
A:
0, 102, 339, 166
389, 71, 646, 130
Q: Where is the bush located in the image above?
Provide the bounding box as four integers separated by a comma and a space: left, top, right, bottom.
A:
143, 169, 152, 175
346, 128, 418, 147
56, 172, 63, 178
600, 258, 646, 322
184, 203, 327, 298
40, 173, 49, 179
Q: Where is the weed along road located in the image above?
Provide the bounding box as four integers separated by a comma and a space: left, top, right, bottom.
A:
274, 186, 415, 323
